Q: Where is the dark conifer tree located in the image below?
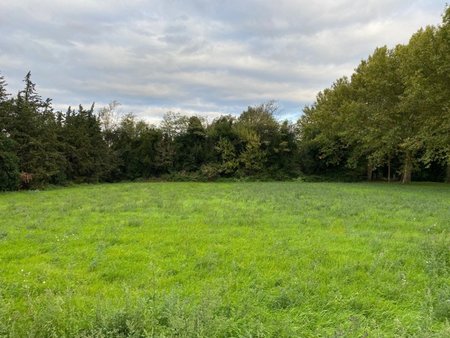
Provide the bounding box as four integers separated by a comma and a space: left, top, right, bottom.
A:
61, 104, 111, 182
0, 74, 20, 190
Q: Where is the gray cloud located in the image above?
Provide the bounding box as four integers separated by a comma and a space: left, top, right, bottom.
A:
0, 0, 445, 122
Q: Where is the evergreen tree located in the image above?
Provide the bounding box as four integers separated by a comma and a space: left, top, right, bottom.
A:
0, 131, 19, 191
175, 116, 207, 172
62, 104, 110, 182
0, 75, 19, 190
5, 72, 65, 187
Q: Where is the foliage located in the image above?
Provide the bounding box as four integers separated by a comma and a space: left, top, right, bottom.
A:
0, 132, 19, 191
61, 105, 111, 183
1, 7, 450, 189
298, 8, 450, 183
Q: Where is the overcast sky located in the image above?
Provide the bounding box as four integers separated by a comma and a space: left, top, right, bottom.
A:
0, 0, 446, 123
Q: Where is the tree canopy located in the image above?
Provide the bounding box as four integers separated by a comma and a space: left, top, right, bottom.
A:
0, 7, 449, 190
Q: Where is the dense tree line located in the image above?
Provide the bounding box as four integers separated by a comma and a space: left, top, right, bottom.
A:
0, 7, 449, 190
0, 77, 300, 190
299, 7, 450, 183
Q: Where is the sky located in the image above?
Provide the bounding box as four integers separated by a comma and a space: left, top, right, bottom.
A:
0, 0, 446, 124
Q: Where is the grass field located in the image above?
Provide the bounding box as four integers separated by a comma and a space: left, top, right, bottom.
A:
0, 182, 449, 337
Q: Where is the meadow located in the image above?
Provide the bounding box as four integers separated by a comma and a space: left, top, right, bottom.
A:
0, 182, 449, 337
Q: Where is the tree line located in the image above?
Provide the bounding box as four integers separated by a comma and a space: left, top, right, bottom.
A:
299, 7, 450, 184
0, 7, 449, 190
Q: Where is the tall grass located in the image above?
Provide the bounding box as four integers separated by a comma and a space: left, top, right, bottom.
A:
0, 182, 449, 336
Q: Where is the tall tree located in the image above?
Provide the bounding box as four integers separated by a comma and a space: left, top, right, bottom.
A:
62, 104, 110, 182
0, 131, 19, 191
175, 116, 207, 172
298, 78, 357, 178
235, 102, 281, 176
0, 75, 19, 190
0, 73, 8, 101
396, 27, 440, 183
208, 115, 240, 176
6, 72, 65, 187
349, 47, 403, 181
420, 7, 450, 182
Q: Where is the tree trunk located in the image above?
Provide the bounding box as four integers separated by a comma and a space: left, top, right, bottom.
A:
387, 158, 391, 183
367, 163, 373, 181
446, 156, 450, 183
402, 152, 412, 184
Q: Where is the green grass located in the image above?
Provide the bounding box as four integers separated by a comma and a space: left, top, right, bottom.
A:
0, 182, 449, 337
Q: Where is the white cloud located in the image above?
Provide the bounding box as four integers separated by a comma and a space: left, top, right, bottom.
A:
0, 0, 446, 122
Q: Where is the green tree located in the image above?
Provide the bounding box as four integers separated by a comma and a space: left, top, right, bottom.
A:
269, 120, 299, 177
298, 78, 358, 178
98, 101, 120, 147
175, 116, 207, 172
7, 72, 65, 187
420, 7, 450, 182
208, 115, 240, 176
111, 113, 164, 179
395, 27, 440, 183
155, 112, 190, 172
0, 73, 8, 101
62, 104, 110, 182
0, 76, 19, 190
349, 47, 403, 181
0, 131, 19, 191
235, 102, 280, 176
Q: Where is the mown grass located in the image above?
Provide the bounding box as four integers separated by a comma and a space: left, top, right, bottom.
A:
0, 182, 449, 337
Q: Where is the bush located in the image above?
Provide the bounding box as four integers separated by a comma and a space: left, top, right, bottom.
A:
0, 134, 19, 191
